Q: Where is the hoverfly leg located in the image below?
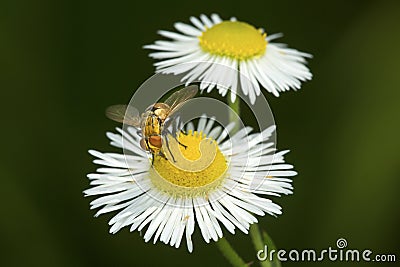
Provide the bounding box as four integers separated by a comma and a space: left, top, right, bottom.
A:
163, 117, 171, 126
165, 128, 187, 150
159, 150, 170, 161
178, 139, 187, 149
165, 136, 177, 162
173, 134, 187, 149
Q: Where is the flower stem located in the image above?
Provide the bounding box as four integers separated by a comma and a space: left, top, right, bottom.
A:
229, 98, 240, 134
215, 237, 248, 267
249, 224, 270, 267
227, 94, 280, 267
217, 98, 248, 266
250, 224, 281, 267
261, 230, 281, 267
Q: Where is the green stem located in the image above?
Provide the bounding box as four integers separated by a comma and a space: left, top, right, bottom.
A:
229, 98, 240, 134
261, 230, 281, 267
216, 98, 248, 267
249, 224, 270, 267
215, 237, 248, 267
227, 95, 280, 267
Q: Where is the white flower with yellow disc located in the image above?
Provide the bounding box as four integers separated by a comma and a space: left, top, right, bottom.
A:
145, 14, 312, 104
85, 116, 296, 252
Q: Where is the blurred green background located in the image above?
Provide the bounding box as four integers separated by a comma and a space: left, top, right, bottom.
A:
1, 0, 399, 266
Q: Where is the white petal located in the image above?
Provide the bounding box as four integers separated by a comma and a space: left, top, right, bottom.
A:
210, 13, 222, 24
200, 14, 213, 28
174, 22, 202, 36
157, 30, 195, 41
190, 16, 206, 31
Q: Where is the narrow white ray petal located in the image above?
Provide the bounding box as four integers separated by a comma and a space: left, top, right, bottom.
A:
194, 198, 219, 241
225, 194, 265, 216
209, 196, 248, 233
229, 63, 239, 103
247, 59, 277, 95
239, 62, 250, 97
197, 114, 207, 132
109, 193, 155, 233
186, 121, 194, 132
160, 199, 182, 244
219, 195, 257, 225
149, 49, 196, 59
158, 30, 195, 41
94, 167, 129, 174
210, 13, 222, 24
197, 198, 223, 238
108, 192, 153, 225
198, 56, 219, 90
194, 200, 211, 243
145, 203, 171, 243
181, 56, 214, 85
170, 209, 185, 246
266, 33, 283, 41
89, 188, 142, 208
174, 22, 202, 36
143, 44, 183, 52
130, 205, 159, 232
185, 199, 195, 252
244, 60, 261, 96
104, 153, 148, 163
203, 57, 224, 92
94, 201, 132, 217
202, 116, 216, 135
174, 215, 186, 248
84, 183, 135, 196
190, 16, 206, 31
216, 122, 235, 144
154, 50, 204, 69
207, 126, 222, 140
217, 57, 236, 97
137, 195, 169, 231
205, 201, 235, 234
200, 14, 213, 28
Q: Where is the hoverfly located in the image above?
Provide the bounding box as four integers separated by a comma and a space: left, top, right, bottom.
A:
105, 85, 198, 163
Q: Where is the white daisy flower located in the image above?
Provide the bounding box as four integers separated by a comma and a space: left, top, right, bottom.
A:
145, 14, 312, 104
84, 116, 296, 252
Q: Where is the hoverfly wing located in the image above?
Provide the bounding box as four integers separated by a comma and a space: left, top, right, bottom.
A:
164, 85, 198, 115
105, 104, 141, 127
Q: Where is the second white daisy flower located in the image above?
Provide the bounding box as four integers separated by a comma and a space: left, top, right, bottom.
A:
145, 14, 312, 104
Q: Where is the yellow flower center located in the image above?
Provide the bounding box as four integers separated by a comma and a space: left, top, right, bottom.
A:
149, 131, 227, 197
198, 21, 267, 60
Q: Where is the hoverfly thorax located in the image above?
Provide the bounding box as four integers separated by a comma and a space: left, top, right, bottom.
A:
146, 103, 171, 121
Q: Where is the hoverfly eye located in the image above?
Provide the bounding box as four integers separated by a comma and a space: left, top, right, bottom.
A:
140, 138, 148, 150
149, 135, 162, 148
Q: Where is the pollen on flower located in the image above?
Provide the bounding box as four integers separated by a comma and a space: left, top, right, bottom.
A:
198, 21, 267, 60
149, 130, 227, 197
